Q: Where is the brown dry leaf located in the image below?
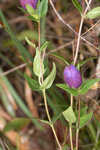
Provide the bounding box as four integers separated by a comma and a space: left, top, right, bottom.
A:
19, 137, 30, 150
0, 107, 12, 121
5, 131, 30, 150
0, 118, 6, 131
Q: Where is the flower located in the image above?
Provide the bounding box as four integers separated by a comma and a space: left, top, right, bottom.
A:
64, 65, 82, 88
20, 0, 38, 9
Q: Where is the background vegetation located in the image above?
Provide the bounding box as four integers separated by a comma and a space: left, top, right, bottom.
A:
0, 0, 100, 150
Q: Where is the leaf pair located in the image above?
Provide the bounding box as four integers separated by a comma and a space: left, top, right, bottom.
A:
56, 78, 100, 96
63, 106, 92, 128
26, 63, 56, 91
33, 41, 48, 78
33, 41, 56, 90
26, 0, 48, 22
72, 0, 100, 20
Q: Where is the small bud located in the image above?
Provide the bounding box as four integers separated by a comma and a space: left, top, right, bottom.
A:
64, 65, 82, 88
20, 0, 38, 9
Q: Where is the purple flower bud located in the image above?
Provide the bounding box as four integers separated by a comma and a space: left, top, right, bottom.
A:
64, 65, 82, 88
20, 0, 38, 9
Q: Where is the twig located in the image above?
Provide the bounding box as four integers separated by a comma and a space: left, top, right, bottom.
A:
0, 63, 27, 77
49, 0, 99, 51
82, 19, 100, 37
74, 0, 93, 65
74, 16, 84, 65
85, 0, 91, 10
47, 41, 72, 54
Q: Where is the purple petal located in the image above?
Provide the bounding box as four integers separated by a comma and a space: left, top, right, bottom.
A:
64, 65, 82, 88
20, 0, 38, 9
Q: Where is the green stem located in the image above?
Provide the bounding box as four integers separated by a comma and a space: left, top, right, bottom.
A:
38, 19, 62, 150
40, 17, 46, 44
42, 89, 62, 150
69, 95, 74, 150
76, 128, 79, 150
38, 21, 41, 50
69, 124, 73, 150
76, 97, 80, 150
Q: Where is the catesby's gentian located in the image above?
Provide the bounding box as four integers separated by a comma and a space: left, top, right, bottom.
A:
64, 65, 82, 88
20, 0, 38, 9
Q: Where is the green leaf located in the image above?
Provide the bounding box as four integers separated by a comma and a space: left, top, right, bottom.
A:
63, 106, 76, 124
56, 84, 79, 96
79, 112, 93, 128
80, 106, 88, 117
38, 0, 48, 18
40, 120, 50, 125
86, 7, 100, 19
72, 0, 82, 13
26, 4, 40, 21
79, 78, 100, 95
4, 118, 31, 132
50, 53, 69, 65
33, 48, 44, 77
40, 63, 56, 89
40, 41, 48, 52
24, 74, 40, 91
25, 36, 36, 48
26, 4, 35, 16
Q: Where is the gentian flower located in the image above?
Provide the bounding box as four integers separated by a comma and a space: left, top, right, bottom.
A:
20, 0, 38, 9
64, 65, 82, 88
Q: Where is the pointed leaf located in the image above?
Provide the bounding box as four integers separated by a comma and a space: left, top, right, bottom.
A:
40, 120, 50, 125
40, 41, 48, 52
50, 53, 69, 65
86, 7, 100, 19
63, 106, 76, 124
79, 112, 93, 128
40, 63, 56, 89
26, 4, 35, 16
72, 0, 82, 13
33, 48, 44, 77
80, 106, 88, 117
56, 84, 79, 96
25, 36, 36, 48
79, 78, 100, 95
4, 118, 31, 132
38, 0, 48, 17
